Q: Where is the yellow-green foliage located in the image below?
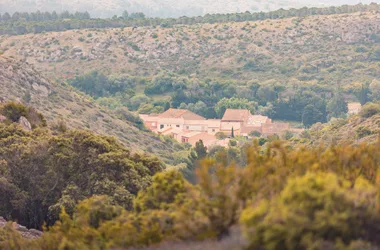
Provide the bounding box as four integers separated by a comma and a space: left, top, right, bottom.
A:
0, 102, 46, 128
240, 172, 380, 250
134, 170, 189, 212
360, 102, 380, 118
1, 138, 380, 249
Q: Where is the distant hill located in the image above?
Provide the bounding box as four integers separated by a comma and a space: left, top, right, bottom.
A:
0, 0, 376, 18
1, 10, 378, 84
0, 56, 188, 165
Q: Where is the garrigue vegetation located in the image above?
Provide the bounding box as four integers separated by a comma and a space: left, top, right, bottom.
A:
0, 127, 379, 249
0, 103, 163, 230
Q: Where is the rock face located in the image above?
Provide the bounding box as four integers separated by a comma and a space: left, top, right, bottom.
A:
0, 217, 42, 239
18, 116, 32, 131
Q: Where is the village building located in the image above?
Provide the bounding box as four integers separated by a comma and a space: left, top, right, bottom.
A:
347, 102, 362, 115
221, 109, 272, 136
140, 108, 292, 146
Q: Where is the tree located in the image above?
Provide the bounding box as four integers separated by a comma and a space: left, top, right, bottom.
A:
0, 124, 163, 229
134, 170, 189, 212
195, 140, 207, 159
1, 13, 11, 22
369, 79, 380, 101
327, 87, 348, 119
122, 10, 129, 19
302, 104, 324, 127
215, 132, 227, 140
249, 130, 261, 137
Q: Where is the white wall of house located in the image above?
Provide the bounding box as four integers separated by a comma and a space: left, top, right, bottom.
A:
157, 118, 185, 130
184, 124, 207, 132
207, 127, 220, 135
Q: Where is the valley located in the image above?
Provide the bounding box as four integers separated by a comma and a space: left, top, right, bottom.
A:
0, 3, 379, 249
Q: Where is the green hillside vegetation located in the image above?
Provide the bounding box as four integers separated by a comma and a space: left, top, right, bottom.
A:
0, 57, 190, 166
1, 8, 378, 126
0, 135, 379, 249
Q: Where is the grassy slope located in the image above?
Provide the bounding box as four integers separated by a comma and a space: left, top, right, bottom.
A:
0, 56, 186, 165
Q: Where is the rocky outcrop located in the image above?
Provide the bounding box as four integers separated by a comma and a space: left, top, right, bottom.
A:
0, 57, 52, 104
18, 116, 32, 131
0, 217, 42, 239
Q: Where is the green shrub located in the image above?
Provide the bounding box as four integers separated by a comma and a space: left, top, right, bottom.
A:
360, 102, 380, 118
240, 172, 380, 250
1, 102, 27, 122
356, 126, 373, 139
215, 132, 227, 140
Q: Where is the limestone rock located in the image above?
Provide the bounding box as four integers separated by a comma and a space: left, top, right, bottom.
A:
32, 82, 50, 97
18, 116, 32, 131
0, 216, 42, 239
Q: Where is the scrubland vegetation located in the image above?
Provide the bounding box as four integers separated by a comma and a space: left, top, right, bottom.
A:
0, 3, 379, 249
0, 123, 379, 249
0, 101, 379, 249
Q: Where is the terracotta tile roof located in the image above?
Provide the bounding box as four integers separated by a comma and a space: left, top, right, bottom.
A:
158, 118, 184, 124
182, 131, 203, 138
158, 108, 206, 120
139, 114, 159, 122
187, 132, 218, 147
157, 127, 173, 134
222, 109, 251, 121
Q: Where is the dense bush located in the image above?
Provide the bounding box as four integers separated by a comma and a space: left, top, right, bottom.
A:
0, 102, 47, 128
240, 172, 380, 250
360, 102, 380, 118
0, 122, 163, 229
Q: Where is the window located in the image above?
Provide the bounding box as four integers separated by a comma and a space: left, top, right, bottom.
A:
212, 129, 215, 132
186, 126, 189, 129
160, 124, 164, 129
176, 125, 180, 128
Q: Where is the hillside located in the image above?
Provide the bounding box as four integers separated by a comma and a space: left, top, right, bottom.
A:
306, 107, 380, 145
1, 11, 378, 84
0, 56, 188, 165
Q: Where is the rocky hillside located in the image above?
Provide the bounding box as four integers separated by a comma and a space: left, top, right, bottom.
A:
0, 56, 187, 165
1, 11, 378, 85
